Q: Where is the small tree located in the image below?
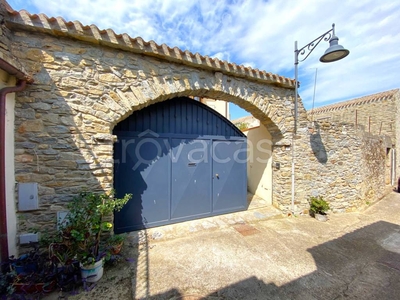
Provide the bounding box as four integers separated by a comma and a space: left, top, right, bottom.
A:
59, 190, 131, 265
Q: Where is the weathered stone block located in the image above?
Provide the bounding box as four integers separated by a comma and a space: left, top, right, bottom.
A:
18, 119, 43, 133
47, 125, 70, 134
42, 149, 59, 155
99, 73, 122, 83
29, 136, 57, 144
16, 142, 37, 149
15, 154, 34, 163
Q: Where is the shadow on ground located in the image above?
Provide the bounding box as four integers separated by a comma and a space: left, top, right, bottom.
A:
131, 220, 400, 300
199, 220, 400, 300
64, 219, 400, 299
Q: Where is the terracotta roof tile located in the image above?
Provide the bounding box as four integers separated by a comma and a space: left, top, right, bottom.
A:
310, 89, 399, 115
4, 3, 295, 89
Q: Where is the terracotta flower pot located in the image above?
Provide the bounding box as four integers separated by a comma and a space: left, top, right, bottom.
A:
13, 280, 56, 294
110, 242, 123, 255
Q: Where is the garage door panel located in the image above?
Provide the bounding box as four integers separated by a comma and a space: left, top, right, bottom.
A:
114, 137, 170, 232
213, 140, 247, 213
171, 139, 211, 220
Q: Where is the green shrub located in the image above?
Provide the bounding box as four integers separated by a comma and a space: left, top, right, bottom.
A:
308, 196, 330, 215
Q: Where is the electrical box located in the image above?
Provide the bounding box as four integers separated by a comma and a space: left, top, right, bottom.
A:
20, 233, 39, 244
18, 183, 39, 211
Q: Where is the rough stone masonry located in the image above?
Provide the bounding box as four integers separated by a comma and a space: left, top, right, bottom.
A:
0, 2, 394, 249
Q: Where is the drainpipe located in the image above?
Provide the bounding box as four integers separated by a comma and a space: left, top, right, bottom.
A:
392, 149, 396, 187
0, 79, 27, 263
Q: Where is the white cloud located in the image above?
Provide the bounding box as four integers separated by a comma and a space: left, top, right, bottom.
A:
7, 0, 400, 113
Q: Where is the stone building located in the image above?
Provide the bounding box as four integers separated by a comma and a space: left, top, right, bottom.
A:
0, 0, 396, 258
310, 89, 400, 186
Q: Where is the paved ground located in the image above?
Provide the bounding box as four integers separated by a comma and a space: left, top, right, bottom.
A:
58, 192, 400, 299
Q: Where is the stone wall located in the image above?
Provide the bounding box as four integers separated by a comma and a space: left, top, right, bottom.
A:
8, 26, 297, 238
0, 1, 28, 75
4, 1, 394, 251
396, 92, 400, 181
310, 89, 399, 188
272, 121, 389, 213
312, 99, 395, 140
0, 0, 11, 56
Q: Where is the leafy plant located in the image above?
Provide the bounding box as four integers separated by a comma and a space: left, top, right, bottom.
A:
106, 233, 127, 246
49, 243, 81, 293
308, 196, 330, 215
0, 263, 16, 296
6, 243, 57, 296
58, 190, 131, 266
106, 233, 127, 255
1, 188, 131, 298
9, 243, 44, 275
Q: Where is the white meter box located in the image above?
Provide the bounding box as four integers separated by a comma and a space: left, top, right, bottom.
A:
18, 182, 39, 211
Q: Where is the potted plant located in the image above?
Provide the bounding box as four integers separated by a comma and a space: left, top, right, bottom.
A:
1, 261, 16, 297
106, 233, 127, 255
8, 243, 57, 295
10, 254, 38, 276
308, 196, 330, 221
12, 272, 56, 295
49, 243, 81, 293
58, 190, 131, 283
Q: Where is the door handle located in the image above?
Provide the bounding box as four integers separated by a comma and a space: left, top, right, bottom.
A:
215, 174, 219, 179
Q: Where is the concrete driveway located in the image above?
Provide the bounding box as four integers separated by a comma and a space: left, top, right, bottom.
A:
68, 192, 400, 299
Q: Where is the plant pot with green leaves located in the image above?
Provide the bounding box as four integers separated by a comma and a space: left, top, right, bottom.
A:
49, 243, 81, 292
58, 190, 131, 283
308, 196, 330, 221
8, 243, 57, 295
106, 233, 127, 255
0, 263, 16, 297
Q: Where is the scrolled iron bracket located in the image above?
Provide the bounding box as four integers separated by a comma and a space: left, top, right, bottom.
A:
295, 24, 335, 64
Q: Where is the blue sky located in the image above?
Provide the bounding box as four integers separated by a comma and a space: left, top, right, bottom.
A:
7, 0, 400, 120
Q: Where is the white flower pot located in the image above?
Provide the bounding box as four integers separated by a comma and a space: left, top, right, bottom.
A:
80, 258, 104, 283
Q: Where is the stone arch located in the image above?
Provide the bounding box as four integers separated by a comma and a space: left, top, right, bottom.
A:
103, 71, 297, 145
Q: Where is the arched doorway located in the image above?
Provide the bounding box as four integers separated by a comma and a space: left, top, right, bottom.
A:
113, 97, 247, 232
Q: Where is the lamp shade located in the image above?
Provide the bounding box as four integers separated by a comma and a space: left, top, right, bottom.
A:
320, 35, 349, 63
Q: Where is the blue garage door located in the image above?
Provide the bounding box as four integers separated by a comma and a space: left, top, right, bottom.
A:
113, 97, 247, 233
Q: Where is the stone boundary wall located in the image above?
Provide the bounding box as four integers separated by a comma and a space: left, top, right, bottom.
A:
396, 92, 400, 180
309, 97, 396, 142
310, 89, 400, 188
0, 1, 30, 77
9, 26, 297, 237
0, 1, 12, 59
3, 0, 394, 249
273, 121, 389, 213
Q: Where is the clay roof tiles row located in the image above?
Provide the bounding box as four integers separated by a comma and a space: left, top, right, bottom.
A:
4, 3, 295, 89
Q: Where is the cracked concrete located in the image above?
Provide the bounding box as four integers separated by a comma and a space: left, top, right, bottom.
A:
50, 192, 400, 299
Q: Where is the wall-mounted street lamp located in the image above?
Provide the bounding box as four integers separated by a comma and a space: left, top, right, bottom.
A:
291, 23, 349, 213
